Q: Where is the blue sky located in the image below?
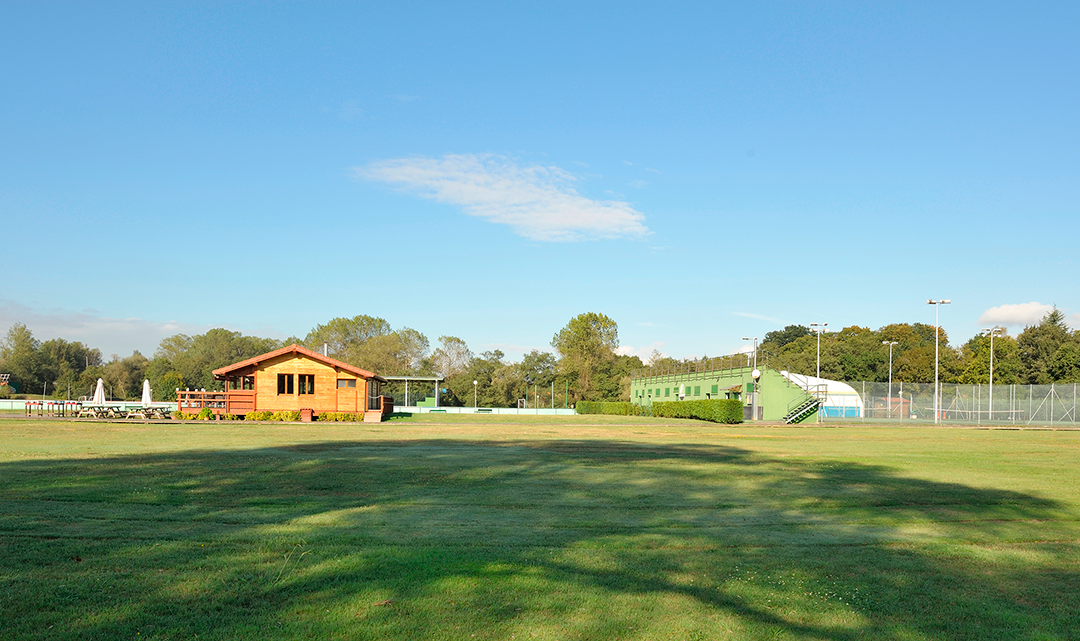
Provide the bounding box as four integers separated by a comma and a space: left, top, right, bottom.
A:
2, 2, 1077, 362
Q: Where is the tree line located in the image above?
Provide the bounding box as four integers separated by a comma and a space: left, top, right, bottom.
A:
748, 308, 1079, 385
2, 308, 1077, 404
0, 312, 642, 405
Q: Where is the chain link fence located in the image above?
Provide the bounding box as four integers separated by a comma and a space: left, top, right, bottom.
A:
827, 381, 1080, 426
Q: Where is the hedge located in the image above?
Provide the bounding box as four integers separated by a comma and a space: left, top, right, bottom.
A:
651, 399, 744, 424
575, 401, 650, 416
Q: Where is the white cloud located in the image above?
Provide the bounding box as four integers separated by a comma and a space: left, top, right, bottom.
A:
978, 302, 1056, 328
0, 301, 287, 359
355, 154, 650, 242
616, 342, 666, 362
627, 179, 648, 189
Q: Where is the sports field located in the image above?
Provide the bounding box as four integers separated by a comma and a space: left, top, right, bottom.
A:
1, 416, 1077, 640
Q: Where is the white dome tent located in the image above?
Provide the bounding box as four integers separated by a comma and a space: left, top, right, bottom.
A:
780, 371, 864, 418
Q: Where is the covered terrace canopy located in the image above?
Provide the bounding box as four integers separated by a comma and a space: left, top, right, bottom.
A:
382, 375, 444, 408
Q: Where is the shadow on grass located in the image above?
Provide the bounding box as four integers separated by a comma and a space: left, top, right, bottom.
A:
1, 439, 1078, 640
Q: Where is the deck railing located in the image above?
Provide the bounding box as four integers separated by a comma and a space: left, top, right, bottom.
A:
178, 390, 256, 415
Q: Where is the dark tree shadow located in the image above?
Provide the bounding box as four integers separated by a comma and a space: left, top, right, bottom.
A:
1, 438, 1078, 640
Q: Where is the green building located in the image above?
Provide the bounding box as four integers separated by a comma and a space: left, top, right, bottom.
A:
630, 354, 821, 423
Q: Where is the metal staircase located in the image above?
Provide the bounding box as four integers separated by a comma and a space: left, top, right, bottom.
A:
783, 383, 828, 424
784, 395, 820, 423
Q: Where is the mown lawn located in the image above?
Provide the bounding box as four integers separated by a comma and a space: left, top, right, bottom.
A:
1, 417, 1078, 640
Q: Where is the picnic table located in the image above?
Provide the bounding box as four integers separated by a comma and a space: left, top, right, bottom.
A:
76, 405, 128, 419
124, 406, 172, 419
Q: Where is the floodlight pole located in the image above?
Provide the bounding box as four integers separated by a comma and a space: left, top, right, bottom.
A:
927, 299, 951, 424
473, 380, 478, 408
982, 327, 1002, 422
742, 337, 758, 421
810, 323, 827, 379
883, 341, 898, 418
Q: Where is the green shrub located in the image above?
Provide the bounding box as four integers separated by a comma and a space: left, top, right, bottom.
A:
316, 412, 359, 422
576, 401, 650, 416
651, 399, 744, 424
171, 411, 185, 420
221, 413, 240, 421
245, 411, 272, 421
269, 410, 301, 422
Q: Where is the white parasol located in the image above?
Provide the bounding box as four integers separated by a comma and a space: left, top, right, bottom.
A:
141, 379, 152, 406
92, 378, 106, 405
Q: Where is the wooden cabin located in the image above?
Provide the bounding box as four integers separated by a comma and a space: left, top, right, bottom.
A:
177, 344, 392, 422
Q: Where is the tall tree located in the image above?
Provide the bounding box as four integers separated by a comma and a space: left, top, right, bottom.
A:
304, 315, 392, 357
430, 336, 473, 378
149, 329, 282, 393
551, 312, 619, 402
349, 328, 429, 376
958, 331, 1021, 385
0, 323, 43, 394
762, 325, 810, 349
103, 351, 150, 400
38, 338, 102, 399
519, 350, 557, 387
1018, 308, 1072, 384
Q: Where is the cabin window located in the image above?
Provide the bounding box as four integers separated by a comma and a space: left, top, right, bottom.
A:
337, 379, 357, 389
277, 374, 294, 395
298, 374, 315, 395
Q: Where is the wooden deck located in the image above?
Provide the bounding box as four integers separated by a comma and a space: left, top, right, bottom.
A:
177, 389, 393, 421
178, 390, 256, 416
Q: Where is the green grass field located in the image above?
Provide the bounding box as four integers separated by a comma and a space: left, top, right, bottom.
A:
1, 416, 1078, 640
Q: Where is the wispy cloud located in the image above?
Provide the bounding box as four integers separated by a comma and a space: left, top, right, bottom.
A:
355, 154, 649, 242
733, 312, 784, 325
0, 301, 214, 358
628, 179, 648, 189
978, 302, 1056, 328
340, 99, 363, 122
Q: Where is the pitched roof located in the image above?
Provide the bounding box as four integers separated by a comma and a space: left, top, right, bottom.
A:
212, 343, 387, 382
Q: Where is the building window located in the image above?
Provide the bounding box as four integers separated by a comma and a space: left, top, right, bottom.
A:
711, 385, 718, 394
665, 388, 670, 397
298, 374, 315, 395
337, 379, 357, 389
277, 374, 294, 395
694, 386, 701, 395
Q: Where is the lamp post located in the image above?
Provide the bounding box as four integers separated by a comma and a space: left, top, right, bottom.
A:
981, 327, 1003, 422
882, 341, 898, 418
809, 323, 827, 379
473, 380, 478, 408
927, 299, 951, 424
741, 337, 759, 421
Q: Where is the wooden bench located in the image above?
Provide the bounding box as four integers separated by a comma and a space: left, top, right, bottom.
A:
476, 408, 492, 414
428, 409, 446, 413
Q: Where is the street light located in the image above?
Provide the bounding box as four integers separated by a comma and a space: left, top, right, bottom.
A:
982, 327, 1003, 422
882, 341, 898, 418
473, 380, 478, 408
927, 299, 951, 424
741, 337, 759, 421
809, 323, 828, 379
